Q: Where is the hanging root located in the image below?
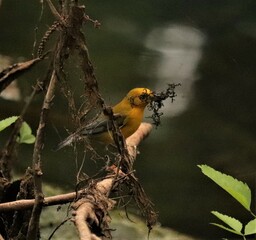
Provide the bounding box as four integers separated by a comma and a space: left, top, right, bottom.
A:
37, 21, 61, 58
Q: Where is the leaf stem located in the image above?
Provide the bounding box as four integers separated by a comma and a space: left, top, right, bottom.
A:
249, 211, 256, 218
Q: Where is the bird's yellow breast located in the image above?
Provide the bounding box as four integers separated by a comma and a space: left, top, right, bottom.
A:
120, 107, 144, 138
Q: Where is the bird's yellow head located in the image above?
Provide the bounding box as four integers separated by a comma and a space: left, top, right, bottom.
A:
126, 88, 153, 108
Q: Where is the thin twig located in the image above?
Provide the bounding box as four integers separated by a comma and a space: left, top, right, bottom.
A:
45, 0, 66, 25
0, 79, 44, 180
48, 217, 72, 240
0, 58, 42, 93
26, 71, 57, 240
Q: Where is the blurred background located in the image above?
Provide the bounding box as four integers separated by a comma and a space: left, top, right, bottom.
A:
0, 0, 256, 239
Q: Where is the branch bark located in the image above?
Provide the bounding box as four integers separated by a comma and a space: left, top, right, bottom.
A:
73, 202, 101, 240
126, 122, 153, 162
0, 58, 42, 93
26, 71, 57, 240
70, 123, 153, 239
72, 178, 114, 240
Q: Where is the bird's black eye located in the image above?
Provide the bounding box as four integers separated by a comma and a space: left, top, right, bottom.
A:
139, 94, 145, 101
139, 92, 151, 103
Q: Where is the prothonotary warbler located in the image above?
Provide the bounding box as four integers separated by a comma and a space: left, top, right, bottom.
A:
55, 88, 153, 150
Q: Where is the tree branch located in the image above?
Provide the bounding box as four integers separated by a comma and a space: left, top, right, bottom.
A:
45, 0, 66, 25
126, 122, 153, 161
0, 58, 42, 93
0, 123, 153, 239
70, 123, 153, 239
72, 178, 114, 240
0, 123, 152, 206
73, 201, 101, 240
26, 71, 57, 240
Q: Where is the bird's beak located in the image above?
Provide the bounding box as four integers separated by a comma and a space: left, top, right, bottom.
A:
138, 90, 154, 104
147, 91, 154, 103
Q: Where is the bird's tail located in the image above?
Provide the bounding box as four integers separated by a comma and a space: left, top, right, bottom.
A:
53, 133, 77, 151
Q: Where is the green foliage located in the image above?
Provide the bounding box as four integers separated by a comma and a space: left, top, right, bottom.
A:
0, 116, 35, 144
244, 219, 256, 236
0, 116, 18, 132
17, 121, 36, 144
211, 211, 243, 236
198, 164, 256, 239
198, 165, 251, 211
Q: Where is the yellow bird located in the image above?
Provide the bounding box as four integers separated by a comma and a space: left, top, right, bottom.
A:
55, 88, 153, 150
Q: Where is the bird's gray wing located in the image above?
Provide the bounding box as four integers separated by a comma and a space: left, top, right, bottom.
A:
81, 113, 126, 135
54, 114, 126, 151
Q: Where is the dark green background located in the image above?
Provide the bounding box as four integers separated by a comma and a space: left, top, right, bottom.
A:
0, 1, 256, 239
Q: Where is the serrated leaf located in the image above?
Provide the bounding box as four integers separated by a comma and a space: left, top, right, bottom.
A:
245, 219, 256, 235
211, 223, 243, 236
198, 165, 251, 211
211, 211, 243, 233
0, 116, 18, 131
18, 122, 35, 144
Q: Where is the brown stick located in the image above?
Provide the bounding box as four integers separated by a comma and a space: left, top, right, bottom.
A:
73, 202, 101, 240
72, 178, 114, 240
45, 0, 66, 25
71, 124, 153, 239
0, 192, 77, 212
0, 81, 41, 180
0, 58, 42, 93
126, 122, 153, 161
26, 71, 57, 240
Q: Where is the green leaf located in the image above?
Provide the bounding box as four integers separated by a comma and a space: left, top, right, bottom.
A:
211, 223, 243, 236
18, 122, 35, 144
211, 211, 243, 234
198, 165, 251, 211
0, 116, 18, 132
244, 219, 256, 235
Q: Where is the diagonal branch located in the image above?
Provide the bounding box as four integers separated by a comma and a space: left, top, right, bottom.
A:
26, 71, 57, 240
45, 0, 66, 25
71, 123, 153, 239
0, 58, 43, 93
0, 123, 152, 213
0, 122, 155, 238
